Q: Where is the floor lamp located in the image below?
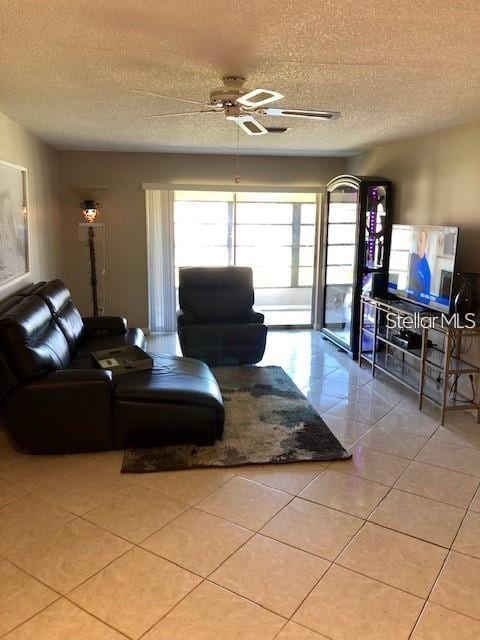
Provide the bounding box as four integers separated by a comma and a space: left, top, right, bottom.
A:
80, 199, 103, 317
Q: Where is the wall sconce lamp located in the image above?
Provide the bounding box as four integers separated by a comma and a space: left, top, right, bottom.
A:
80, 199, 101, 223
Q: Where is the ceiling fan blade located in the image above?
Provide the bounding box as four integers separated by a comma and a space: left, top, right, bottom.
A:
262, 108, 341, 120
133, 89, 211, 107
226, 114, 268, 136
237, 88, 284, 108
145, 109, 220, 118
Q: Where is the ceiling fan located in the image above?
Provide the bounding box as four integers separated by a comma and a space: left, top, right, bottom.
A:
134, 76, 340, 136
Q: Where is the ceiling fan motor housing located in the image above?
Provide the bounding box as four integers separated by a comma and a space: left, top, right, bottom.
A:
210, 77, 247, 107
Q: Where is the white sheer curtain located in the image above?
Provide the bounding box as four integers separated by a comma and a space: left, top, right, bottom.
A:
145, 190, 177, 332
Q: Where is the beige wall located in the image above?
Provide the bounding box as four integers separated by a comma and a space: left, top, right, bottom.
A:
348, 119, 480, 272
0, 111, 61, 301
349, 121, 480, 391
58, 151, 347, 327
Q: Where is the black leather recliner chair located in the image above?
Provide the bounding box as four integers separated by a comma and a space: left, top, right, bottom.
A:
177, 266, 268, 366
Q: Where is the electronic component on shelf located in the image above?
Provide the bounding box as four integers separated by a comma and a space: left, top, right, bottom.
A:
391, 329, 423, 350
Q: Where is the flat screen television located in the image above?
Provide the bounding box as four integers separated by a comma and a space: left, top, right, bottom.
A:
387, 224, 459, 313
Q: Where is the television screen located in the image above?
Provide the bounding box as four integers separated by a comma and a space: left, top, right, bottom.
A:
388, 225, 459, 312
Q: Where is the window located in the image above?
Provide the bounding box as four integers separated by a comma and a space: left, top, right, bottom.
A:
174, 191, 233, 286
174, 191, 317, 289
173, 190, 318, 326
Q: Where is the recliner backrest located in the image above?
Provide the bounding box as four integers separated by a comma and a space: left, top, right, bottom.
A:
179, 267, 255, 323
0, 295, 70, 381
37, 279, 84, 354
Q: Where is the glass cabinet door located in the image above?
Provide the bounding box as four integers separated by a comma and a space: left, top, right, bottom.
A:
364, 185, 387, 270
323, 186, 358, 347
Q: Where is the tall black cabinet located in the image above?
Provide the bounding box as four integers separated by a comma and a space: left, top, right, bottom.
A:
320, 175, 392, 358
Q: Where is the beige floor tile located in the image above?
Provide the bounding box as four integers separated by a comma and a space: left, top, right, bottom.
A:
345, 384, 400, 409
293, 564, 424, 640
235, 462, 328, 495
394, 396, 441, 418
362, 378, 406, 404
302, 377, 353, 401
320, 416, 372, 448
196, 477, 291, 530
0, 479, 25, 508
0, 453, 87, 491
136, 467, 234, 505
142, 508, 252, 576
434, 423, 480, 450
323, 397, 393, 425
304, 392, 341, 415
276, 622, 329, 639
261, 497, 362, 560
356, 425, 428, 459
452, 511, 480, 559
0, 494, 74, 556
395, 461, 479, 508
416, 440, 480, 477
430, 551, 480, 621
81, 450, 126, 470
328, 445, 410, 486
7, 518, 132, 594
210, 534, 329, 617
300, 469, 389, 518
369, 489, 465, 547
32, 465, 135, 516
471, 486, 480, 511
142, 581, 285, 640
411, 602, 480, 639
83, 485, 187, 543
0, 558, 57, 636
286, 363, 336, 390
338, 522, 447, 598
4, 599, 126, 640
70, 547, 200, 638
375, 407, 440, 437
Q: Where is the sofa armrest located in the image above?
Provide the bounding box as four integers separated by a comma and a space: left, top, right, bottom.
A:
241, 309, 265, 324
82, 316, 128, 337
177, 310, 197, 327
4, 369, 114, 453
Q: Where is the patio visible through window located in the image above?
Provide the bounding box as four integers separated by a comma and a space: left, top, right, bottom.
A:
174, 191, 318, 326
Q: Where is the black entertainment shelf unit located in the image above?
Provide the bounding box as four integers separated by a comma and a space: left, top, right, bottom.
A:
359, 295, 480, 425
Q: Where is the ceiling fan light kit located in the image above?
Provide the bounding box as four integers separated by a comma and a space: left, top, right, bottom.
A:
236, 87, 284, 108
231, 114, 269, 136
136, 75, 340, 136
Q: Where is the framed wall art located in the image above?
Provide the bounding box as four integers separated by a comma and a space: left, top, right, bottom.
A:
0, 160, 29, 290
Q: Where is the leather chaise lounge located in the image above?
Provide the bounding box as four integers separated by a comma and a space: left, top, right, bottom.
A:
0, 279, 224, 454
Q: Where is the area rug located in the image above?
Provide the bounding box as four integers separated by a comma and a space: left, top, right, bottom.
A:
122, 365, 351, 473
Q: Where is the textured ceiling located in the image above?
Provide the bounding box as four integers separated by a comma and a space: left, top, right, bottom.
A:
1, 0, 480, 155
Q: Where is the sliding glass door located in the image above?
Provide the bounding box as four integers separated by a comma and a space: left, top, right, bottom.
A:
173, 190, 318, 326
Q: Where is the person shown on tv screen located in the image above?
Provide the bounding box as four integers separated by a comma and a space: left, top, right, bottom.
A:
409, 229, 431, 299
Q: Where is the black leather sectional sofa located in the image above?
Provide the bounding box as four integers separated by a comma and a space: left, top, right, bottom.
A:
0, 280, 224, 454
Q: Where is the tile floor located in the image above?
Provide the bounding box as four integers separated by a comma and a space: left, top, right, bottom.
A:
0, 330, 480, 639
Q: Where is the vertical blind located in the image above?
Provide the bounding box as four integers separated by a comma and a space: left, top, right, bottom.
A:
145, 190, 177, 332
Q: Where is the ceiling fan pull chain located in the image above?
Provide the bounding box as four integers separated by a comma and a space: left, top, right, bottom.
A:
235, 127, 241, 184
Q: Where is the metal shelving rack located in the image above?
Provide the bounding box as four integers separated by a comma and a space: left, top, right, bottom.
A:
359, 295, 480, 425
